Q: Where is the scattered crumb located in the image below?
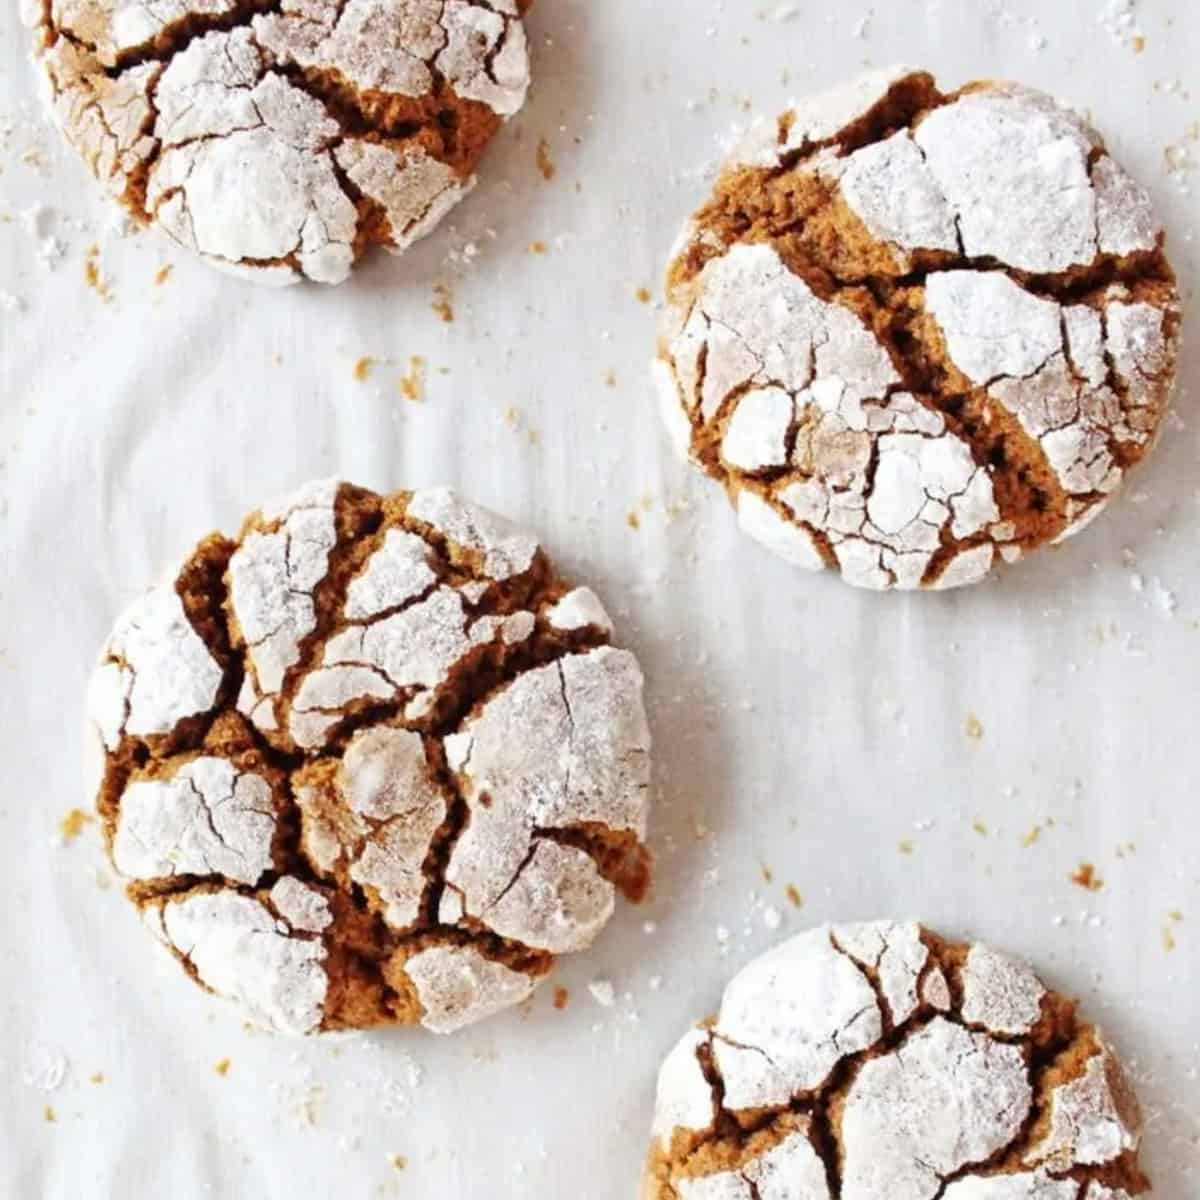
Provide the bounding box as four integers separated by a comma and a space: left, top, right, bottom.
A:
213, 1058, 231, 1077
83, 244, 113, 302
588, 979, 615, 1008
399, 356, 426, 402
972, 820, 989, 837
431, 283, 454, 323
1069, 863, 1104, 892
529, 241, 548, 255
536, 137, 556, 181
603, 369, 617, 388
388, 1154, 408, 1173
626, 510, 641, 531
1163, 925, 1177, 952
1132, 34, 1146, 53
43, 1106, 56, 1124
785, 884, 803, 909
898, 839, 914, 855
353, 356, 375, 382
965, 712, 984, 740
635, 286, 652, 305
89, 1072, 105, 1085
761, 864, 773, 884
552, 986, 569, 1011
1021, 825, 1043, 848
57, 808, 93, 844
153, 264, 173, 287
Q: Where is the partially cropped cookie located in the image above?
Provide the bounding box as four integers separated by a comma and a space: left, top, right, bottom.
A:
646, 922, 1149, 1199
30, 0, 532, 284
86, 481, 652, 1034
656, 69, 1181, 591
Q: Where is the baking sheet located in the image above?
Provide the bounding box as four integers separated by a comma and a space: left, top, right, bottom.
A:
1, 0, 1198, 1196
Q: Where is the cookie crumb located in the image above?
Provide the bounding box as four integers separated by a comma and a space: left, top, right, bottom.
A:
553, 986, 569, 1010
388, 1154, 408, 1172
1069, 862, 1104, 892
898, 839, 914, 855
1021, 825, 1043, 848
83, 244, 112, 302
972, 820, 989, 837
58, 808, 93, 844
635, 287, 652, 305
529, 241, 549, 255
353, 356, 375, 382
153, 264, 173, 287
626, 511, 641, 531
432, 284, 454, 323
785, 884, 803, 909
89, 1072, 105, 1085
43, 1106, 56, 1123
965, 713, 984, 741
399, 356, 426, 402
213, 1058, 231, 1077
603, 369, 617, 387
536, 138, 556, 181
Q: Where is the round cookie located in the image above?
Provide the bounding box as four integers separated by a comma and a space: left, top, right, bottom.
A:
30, 0, 532, 284
86, 480, 652, 1034
646, 922, 1149, 1200
656, 69, 1181, 591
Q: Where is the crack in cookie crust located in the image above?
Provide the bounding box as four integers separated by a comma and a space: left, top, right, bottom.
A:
644, 923, 1150, 1200
29, 0, 533, 283
87, 480, 653, 1035
656, 69, 1181, 591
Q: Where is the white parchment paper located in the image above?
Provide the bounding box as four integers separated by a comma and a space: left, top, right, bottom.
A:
1, 1, 1197, 1197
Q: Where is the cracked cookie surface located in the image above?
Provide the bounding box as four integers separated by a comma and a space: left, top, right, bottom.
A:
644, 922, 1149, 1200
655, 68, 1181, 591
86, 480, 652, 1035
30, 0, 532, 284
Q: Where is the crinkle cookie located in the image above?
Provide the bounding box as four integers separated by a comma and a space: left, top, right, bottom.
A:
85, 480, 652, 1035
29, 0, 532, 284
645, 922, 1149, 1200
656, 69, 1181, 591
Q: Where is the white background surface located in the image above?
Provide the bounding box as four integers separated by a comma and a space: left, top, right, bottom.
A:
1, 1, 1198, 1197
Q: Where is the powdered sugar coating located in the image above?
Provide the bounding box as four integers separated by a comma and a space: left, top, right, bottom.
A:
646, 923, 1150, 1200
150, 889, 329, 1035
407, 486, 540, 580
734, 66, 919, 169
711, 926, 881, 1111
546, 587, 614, 635
404, 943, 538, 1035
90, 481, 650, 1036
113, 757, 275, 885
833, 920, 928, 1026
842, 1019, 1032, 1200
658, 69, 1179, 591
88, 582, 224, 749
677, 1128, 831, 1200
825, 131, 959, 258
30, 0, 531, 283
230, 479, 339, 731
651, 1027, 715, 1148
1026, 1037, 1142, 1170
943, 1173, 1080, 1200
442, 648, 650, 953
961, 943, 1047, 1036
296, 726, 447, 931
